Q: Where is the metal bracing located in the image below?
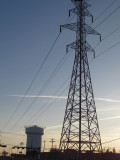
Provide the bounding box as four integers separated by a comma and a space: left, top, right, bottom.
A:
60, 23, 101, 35
69, 7, 93, 20
59, 0, 102, 159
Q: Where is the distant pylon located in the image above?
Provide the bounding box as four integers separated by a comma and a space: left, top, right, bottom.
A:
59, 0, 102, 159
50, 138, 56, 149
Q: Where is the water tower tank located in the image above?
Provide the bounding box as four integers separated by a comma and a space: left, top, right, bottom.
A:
25, 125, 44, 153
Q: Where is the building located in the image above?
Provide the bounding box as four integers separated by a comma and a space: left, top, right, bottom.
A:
25, 125, 44, 154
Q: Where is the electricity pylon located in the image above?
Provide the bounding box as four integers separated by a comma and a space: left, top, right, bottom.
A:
59, 0, 102, 159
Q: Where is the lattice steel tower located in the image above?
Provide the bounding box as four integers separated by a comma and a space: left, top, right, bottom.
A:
59, 0, 102, 158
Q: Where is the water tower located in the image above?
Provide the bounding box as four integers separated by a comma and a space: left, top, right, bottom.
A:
25, 125, 44, 153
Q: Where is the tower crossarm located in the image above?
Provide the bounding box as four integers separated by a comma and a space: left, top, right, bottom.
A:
71, 0, 91, 8
60, 23, 77, 32
66, 40, 95, 56
60, 23, 101, 40
85, 24, 101, 38
69, 7, 93, 21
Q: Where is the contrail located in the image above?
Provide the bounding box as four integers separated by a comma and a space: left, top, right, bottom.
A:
6, 95, 67, 99
5, 95, 120, 103
100, 115, 120, 121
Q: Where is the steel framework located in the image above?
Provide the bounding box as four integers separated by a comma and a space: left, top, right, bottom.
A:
59, 0, 102, 158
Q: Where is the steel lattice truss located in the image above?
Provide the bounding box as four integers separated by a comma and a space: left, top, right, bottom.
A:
59, 0, 102, 156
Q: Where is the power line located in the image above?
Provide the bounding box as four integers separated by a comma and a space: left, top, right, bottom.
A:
93, 0, 117, 23
96, 41, 120, 58
94, 4, 120, 29
15, 81, 69, 131
86, 1, 120, 56
3, 32, 61, 129
89, 41, 120, 64
29, 78, 70, 123
18, 72, 70, 130
15, 12, 120, 133
94, 24, 120, 49
30, 84, 69, 124
15, 25, 120, 132
28, 75, 71, 123
3, 13, 76, 130
5, 1, 119, 130
4, 2, 120, 141
11, 51, 72, 129
100, 118, 120, 135
3, 15, 73, 129
15, 24, 120, 132
33, 53, 70, 96
102, 138, 120, 145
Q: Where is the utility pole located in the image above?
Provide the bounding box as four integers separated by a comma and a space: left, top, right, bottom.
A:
50, 139, 56, 149
59, 0, 102, 159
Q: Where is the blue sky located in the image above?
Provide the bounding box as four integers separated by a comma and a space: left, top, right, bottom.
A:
0, 0, 120, 153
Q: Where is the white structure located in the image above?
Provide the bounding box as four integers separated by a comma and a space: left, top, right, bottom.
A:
25, 125, 44, 153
